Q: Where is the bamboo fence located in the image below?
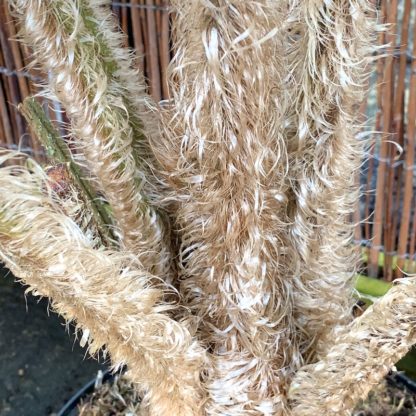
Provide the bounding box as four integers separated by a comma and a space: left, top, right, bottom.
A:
0, 0, 415, 281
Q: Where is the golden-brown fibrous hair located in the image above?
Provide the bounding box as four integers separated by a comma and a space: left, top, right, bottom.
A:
153, 1, 302, 414
10, 0, 171, 277
44, 163, 102, 247
5, 1, 408, 415
289, 278, 416, 415
282, 0, 376, 358
85, 0, 167, 202
0, 152, 206, 416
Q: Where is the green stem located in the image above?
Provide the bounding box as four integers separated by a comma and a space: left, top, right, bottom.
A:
19, 97, 115, 246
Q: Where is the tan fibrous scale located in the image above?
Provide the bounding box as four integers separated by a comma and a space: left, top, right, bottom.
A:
0, 152, 206, 416
10, 0, 172, 278
282, 0, 379, 360
152, 1, 303, 414
289, 278, 416, 415
2, 1, 415, 415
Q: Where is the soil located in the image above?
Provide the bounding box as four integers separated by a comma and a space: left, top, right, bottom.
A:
354, 375, 416, 415
0, 265, 103, 416
77, 373, 141, 416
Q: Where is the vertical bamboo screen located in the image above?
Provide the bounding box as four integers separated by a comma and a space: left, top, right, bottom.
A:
0, 0, 415, 281
358, 0, 416, 280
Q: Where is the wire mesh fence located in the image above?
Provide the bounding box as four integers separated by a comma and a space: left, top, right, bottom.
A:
356, 0, 416, 280
0, 0, 415, 280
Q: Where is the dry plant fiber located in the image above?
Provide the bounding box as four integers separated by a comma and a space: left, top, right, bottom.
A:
0, 151, 206, 416
3, 1, 413, 415
283, 0, 377, 360
289, 278, 416, 416
153, 1, 304, 414
10, 0, 172, 278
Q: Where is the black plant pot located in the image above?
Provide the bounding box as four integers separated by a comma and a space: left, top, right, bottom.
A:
394, 372, 416, 393
57, 371, 416, 416
57, 370, 113, 416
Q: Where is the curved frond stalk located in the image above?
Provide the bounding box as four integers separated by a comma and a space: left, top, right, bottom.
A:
283, 0, 377, 358
155, 1, 302, 414
10, 0, 172, 277
19, 97, 116, 246
289, 278, 416, 415
0, 151, 206, 416
79, 0, 167, 202
44, 163, 103, 248
84, 0, 161, 136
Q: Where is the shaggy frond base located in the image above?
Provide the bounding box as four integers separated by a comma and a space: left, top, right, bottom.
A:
290, 279, 416, 415
0, 152, 206, 416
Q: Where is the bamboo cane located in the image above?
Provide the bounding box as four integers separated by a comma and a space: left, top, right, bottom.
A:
145, 0, 161, 102
131, 0, 145, 73
159, 1, 170, 99
390, 0, 413, 279
120, 0, 129, 48
370, 0, 398, 281
0, 20, 25, 143
2, 3, 42, 160
397, 14, 416, 276
408, 199, 416, 273
364, 0, 387, 265
0, 80, 14, 151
